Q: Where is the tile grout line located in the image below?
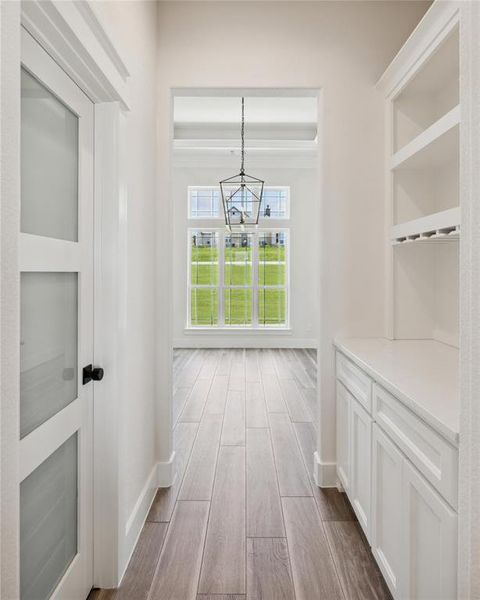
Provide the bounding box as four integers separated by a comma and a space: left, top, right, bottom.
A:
320, 520, 349, 600
142, 520, 173, 600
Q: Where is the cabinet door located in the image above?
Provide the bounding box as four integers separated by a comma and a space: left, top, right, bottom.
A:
351, 398, 372, 540
336, 382, 350, 492
401, 459, 457, 600
371, 424, 403, 598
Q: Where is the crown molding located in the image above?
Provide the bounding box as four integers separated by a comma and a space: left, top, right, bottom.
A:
21, 0, 130, 109
376, 0, 460, 98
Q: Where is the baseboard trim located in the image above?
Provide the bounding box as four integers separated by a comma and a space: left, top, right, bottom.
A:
157, 451, 176, 488
121, 464, 158, 579
173, 337, 317, 349
313, 452, 337, 488
120, 453, 176, 580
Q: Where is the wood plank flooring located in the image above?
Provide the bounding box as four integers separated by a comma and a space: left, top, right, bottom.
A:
89, 348, 391, 600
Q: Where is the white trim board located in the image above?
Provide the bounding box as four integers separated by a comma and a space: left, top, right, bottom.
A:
458, 1, 480, 596
157, 452, 176, 488
0, 2, 21, 597
93, 103, 128, 589
121, 467, 156, 583
120, 455, 175, 583
313, 452, 337, 488
174, 337, 317, 349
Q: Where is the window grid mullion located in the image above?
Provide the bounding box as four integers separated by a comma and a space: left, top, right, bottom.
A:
252, 231, 259, 327
219, 229, 225, 326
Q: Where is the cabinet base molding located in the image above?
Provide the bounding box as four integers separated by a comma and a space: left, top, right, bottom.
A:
313, 452, 337, 488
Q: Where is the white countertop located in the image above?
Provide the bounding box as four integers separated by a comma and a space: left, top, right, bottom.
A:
334, 338, 460, 445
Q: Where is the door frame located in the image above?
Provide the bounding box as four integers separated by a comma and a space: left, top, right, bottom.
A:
0, 1, 130, 595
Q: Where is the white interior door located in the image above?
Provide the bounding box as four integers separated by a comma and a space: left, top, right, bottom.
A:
19, 28, 95, 600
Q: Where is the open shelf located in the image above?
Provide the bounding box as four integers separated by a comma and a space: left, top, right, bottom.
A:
379, 7, 460, 350
392, 206, 460, 245
391, 105, 459, 171
392, 27, 459, 151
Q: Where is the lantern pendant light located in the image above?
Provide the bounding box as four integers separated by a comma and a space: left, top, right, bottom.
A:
220, 97, 265, 231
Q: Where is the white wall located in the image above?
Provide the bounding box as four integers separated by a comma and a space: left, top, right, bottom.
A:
172, 163, 318, 348
93, 0, 159, 577
156, 0, 431, 482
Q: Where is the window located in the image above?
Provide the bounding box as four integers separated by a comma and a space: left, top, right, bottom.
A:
189, 188, 220, 218
262, 188, 289, 218
190, 231, 219, 325
188, 186, 289, 219
224, 233, 253, 326
258, 232, 287, 325
188, 229, 289, 328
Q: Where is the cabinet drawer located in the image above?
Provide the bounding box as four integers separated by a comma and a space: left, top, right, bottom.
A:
373, 384, 458, 509
336, 351, 372, 413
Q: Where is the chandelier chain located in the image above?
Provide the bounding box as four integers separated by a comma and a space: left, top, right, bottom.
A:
241, 96, 245, 174
219, 94, 264, 230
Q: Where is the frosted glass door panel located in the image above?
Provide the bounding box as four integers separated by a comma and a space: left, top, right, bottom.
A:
21, 68, 79, 241
20, 273, 78, 438
20, 29, 94, 600
20, 434, 78, 600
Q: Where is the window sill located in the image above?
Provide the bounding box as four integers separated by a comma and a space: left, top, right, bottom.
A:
184, 327, 292, 335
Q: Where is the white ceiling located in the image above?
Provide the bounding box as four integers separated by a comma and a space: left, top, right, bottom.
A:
173, 96, 318, 125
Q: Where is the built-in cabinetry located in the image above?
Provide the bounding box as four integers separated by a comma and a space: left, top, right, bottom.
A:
334, 4, 462, 597
335, 342, 459, 600
378, 1, 460, 348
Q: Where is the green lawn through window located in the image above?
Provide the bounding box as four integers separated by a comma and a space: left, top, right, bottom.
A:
190, 243, 286, 326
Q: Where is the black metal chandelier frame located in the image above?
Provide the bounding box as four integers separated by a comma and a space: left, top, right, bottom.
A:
219, 97, 265, 231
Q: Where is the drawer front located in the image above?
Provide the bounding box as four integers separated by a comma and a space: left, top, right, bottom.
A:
336, 351, 372, 413
373, 384, 458, 509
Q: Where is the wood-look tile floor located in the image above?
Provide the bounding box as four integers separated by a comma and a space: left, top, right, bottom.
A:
89, 348, 391, 600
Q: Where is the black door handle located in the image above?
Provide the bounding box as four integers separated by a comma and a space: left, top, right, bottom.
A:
83, 364, 105, 385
